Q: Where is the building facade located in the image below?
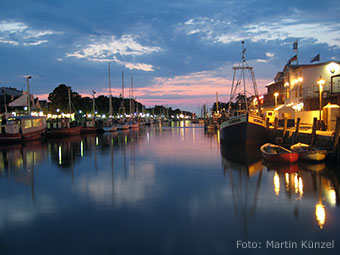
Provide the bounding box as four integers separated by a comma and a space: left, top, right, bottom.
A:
283, 61, 340, 111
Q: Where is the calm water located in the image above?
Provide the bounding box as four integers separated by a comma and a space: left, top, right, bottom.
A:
0, 121, 339, 255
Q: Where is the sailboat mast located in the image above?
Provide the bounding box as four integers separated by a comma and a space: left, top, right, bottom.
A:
131, 76, 134, 115
108, 63, 112, 117
121, 71, 124, 100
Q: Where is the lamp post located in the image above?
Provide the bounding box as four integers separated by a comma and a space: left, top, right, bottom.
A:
274, 92, 279, 107
26, 75, 32, 114
317, 77, 325, 122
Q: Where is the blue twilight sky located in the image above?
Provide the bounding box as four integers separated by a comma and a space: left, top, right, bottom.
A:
0, 0, 339, 112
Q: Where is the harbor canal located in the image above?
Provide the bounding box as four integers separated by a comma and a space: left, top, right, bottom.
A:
0, 121, 340, 254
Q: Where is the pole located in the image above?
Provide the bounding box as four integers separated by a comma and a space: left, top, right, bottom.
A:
3, 89, 7, 114
26, 76, 32, 114
92, 90, 96, 115
68, 87, 71, 114
216, 92, 219, 113
109, 63, 112, 117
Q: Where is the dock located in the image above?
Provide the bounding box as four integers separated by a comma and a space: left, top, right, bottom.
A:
267, 117, 340, 163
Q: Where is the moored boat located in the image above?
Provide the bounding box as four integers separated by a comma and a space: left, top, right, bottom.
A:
81, 118, 102, 133
220, 41, 266, 145
0, 115, 46, 142
220, 113, 266, 144
260, 143, 299, 164
47, 118, 83, 136
290, 142, 327, 162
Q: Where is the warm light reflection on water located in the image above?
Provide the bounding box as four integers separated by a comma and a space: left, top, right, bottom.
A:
316, 202, 326, 229
0, 121, 339, 255
274, 171, 280, 196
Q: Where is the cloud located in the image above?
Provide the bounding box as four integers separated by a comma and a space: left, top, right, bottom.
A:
66, 34, 162, 71
0, 20, 61, 46
178, 16, 340, 48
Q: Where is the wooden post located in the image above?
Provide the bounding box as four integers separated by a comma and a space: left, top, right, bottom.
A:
310, 117, 317, 147
331, 117, 340, 152
293, 118, 300, 144
283, 117, 288, 138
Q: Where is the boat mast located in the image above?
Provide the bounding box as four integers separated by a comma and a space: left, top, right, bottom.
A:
119, 71, 126, 115
131, 76, 135, 115
241, 41, 248, 111
108, 63, 112, 117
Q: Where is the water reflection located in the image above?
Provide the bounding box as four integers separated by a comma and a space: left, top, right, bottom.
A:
220, 144, 264, 238
220, 142, 340, 234
0, 123, 340, 254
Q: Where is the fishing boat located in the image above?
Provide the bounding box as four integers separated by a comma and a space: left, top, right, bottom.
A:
220, 41, 266, 144
0, 115, 46, 142
290, 142, 327, 162
0, 76, 46, 142
260, 143, 299, 163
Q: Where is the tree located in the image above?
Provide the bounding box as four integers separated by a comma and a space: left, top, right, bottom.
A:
48, 84, 81, 112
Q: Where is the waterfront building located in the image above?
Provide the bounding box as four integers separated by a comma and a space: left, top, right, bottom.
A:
262, 72, 285, 108
283, 61, 340, 110
263, 61, 340, 128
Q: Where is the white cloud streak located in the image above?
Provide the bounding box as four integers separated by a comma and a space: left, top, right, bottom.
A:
0, 20, 61, 46
66, 35, 162, 71
179, 16, 340, 48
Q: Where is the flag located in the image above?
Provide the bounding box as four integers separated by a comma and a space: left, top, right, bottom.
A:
287, 55, 297, 65
293, 40, 298, 52
311, 54, 320, 63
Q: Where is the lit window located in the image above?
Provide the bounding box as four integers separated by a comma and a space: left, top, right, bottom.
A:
24, 120, 32, 129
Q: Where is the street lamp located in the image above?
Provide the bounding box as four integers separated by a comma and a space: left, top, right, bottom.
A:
274, 92, 279, 107
317, 77, 325, 121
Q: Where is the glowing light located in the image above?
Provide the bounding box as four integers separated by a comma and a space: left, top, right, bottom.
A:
80, 140, 84, 157
58, 145, 62, 165
315, 202, 326, 229
284, 82, 289, 87
285, 173, 290, 190
292, 102, 304, 111
327, 62, 339, 74
327, 188, 336, 207
274, 171, 280, 196
294, 173, 299, 194
298, 77, 303, 82
96, 137, 99, 146
298, 176, 303, 197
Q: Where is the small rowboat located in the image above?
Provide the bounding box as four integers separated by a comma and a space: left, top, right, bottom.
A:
290, 142, 327, 162
260, 143, 299, 164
